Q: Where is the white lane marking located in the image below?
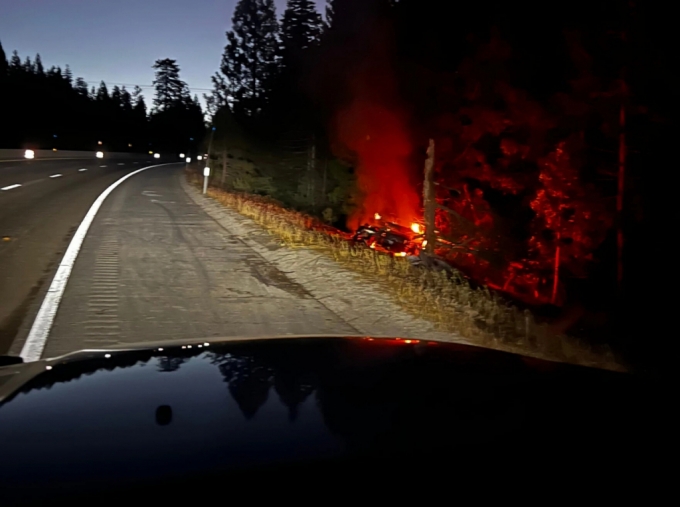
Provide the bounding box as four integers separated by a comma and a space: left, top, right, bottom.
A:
1, 184, 22, 191
79, 168, 88, 172
50, 174, 63, 178
118, 163, 125, 166
20, 163, 175, 362
100, 165, 107, 168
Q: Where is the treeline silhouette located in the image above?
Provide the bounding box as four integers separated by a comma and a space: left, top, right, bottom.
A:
0, 42, 205, 154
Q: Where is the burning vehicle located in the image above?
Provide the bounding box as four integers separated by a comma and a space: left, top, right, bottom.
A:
351, 213, 425, 257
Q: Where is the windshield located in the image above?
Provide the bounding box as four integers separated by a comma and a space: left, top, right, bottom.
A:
0, 1, 668, 373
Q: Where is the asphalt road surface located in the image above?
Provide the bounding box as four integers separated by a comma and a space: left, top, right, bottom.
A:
0, 155, 156, 354
11, 163, 356, 358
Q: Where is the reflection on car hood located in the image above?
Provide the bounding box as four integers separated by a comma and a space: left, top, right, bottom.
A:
0, 335, 641, 496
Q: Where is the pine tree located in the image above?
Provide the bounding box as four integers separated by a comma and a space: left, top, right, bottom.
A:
34, 54, 45, 76
204, 72, 228, 119
23, 56, 33, 73
221, 0, 280, 117
96, 81, 109, 101
64, 64, 73, 85
151, 58, 188, 112
281, 0, 323, 53
120, 86, 132, 111
111, 85, 122, 107
9, 50, 21, 73
0, 41, 8, 77
74, 77, 89, 96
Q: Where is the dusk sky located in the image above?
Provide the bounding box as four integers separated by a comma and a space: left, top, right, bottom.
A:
0, 0, 327, 104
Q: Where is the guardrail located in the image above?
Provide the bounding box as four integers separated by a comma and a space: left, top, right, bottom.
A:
0, 150, 143, 162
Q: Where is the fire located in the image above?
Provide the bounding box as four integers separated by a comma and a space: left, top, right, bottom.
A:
374, 213, 381, 220
396, 252, 407, 257
422, 240, 428, 247
411, 223, 422, 234
369, 243, 376, 249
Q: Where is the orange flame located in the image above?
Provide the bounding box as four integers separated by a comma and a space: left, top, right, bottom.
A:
411, 223, 422, 234
374, 213, 381, 220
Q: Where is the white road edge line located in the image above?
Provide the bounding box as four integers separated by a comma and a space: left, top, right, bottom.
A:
78, 168, 88, 172
20, 163, 175, 362
50, 174, 63, 178
1, 184, 22, 191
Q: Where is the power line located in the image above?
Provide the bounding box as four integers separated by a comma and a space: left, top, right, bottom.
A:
83, 81, 212, 92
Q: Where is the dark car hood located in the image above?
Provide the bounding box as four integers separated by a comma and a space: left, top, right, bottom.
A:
0, 335, 650, 498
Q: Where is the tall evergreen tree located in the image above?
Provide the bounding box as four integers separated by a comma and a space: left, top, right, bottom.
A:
111, 85, 123, 107
34, 54, 45, 76
64, 64, 73, 85
204, 72, 229, 119
23, 56, 33, 73
151, 58, 188, 112
220, 0, 280, 118
281, 0, 323, 53
9, 50, 21, 73
96, 81, 109, 101
74, 77, 89, 96
120, 86, 132, 111
0, 40, 7, 77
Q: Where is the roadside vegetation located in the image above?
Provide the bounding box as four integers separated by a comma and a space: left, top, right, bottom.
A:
188, 169, 624, 372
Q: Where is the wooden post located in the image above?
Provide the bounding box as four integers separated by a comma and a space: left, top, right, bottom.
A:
423, 139, 436, 255
220, 147, 227, 188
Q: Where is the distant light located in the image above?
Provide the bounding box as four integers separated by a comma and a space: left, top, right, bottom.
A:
182, 346, 186, 349
187, 345, 192, 349
204, 342, 209, 347
149, 151, 154, 155
52, 148, 57, 152
96, 151, 104, 159
53, 134, 57, 138
197, 155, 203, 161
212, 127, 216, 131
45, 365, 53, 370
203, 167, 210, 177
98, 141, 102, 145
158, 348, 164, 352
204, 154, 208, 157
179, 153, 185, 158
24, 149, 35, 159
128, 143, 132, 147
104, 354, 111, 358
154, 153, 161, 159
185, 157, 191, 163
190, 138, 194, 141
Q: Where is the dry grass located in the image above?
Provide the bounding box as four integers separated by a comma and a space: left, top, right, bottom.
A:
189, 172, 624, 371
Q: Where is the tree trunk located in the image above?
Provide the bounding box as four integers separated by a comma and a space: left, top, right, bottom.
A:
552, 231, 561, 305
423, 139, 436, 255
617, 102, 626, 291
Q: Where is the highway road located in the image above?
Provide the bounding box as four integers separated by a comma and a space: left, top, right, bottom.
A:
0, 155, 157, 354
10, 163, 357, 358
